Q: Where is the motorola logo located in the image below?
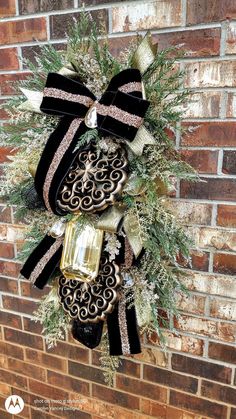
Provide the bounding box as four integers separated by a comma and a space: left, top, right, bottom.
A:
5, 395, 24, 414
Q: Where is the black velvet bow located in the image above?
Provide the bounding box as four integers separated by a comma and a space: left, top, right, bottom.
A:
34, 69, 150, 215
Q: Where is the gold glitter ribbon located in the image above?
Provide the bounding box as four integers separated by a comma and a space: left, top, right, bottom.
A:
132, 32, 158, 75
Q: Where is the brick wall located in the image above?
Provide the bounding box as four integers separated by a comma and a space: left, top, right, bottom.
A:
0, 1, 236, 418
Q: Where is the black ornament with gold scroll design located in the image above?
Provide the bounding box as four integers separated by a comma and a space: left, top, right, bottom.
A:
57, 143, 128, 214
58, 252, 122, 323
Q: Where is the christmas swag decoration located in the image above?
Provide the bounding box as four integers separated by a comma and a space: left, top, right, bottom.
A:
0, 15, 196, 384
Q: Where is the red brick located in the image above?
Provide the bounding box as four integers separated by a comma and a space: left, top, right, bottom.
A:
0, 206, 12, 223
0, 368, 27, 390
20, 281, 49, 299
185, 61, 236, 88
0, 277, 18, 294
227, 92, 236, 117
0, 18, 47, 45
4, 327, 44, 350
214, 253, 236, 275
194, 227, 236, 252
140, 400, 197, 419
23, 317, 43, 335
175, 314, 236, 342
180, 178, 236, 201
153, 28, 220, 57
226, 22, 236, 54
47, 340, 89, 364
2, 295, 38, 315
209, 342, 236, 364
167, 201, 212, 226
0, 48, 18, 71
231, 408, 236, 419
180, 91, 220, 118
217, 205, 236, 227
0, 146, 16, 163
170, 390, 227, 418
172, 353, 231, 384
202, 380, 236, 406
47, 370, 89, 396
18, 0, 73, 14
68, 361, 105, 385
182, 272, 236, 297
0, 382, 11, 396
29, 409, 53, 419
0, 341, 24, 360
92, 349, 140, 378
112, 1, 182, 32
0, 242, 14, 259
0, 310, 21, 329
25, 348, 67, 373
28, 379, 69, 401
116, 375, 167, 402
92, 383, 140, 410
10, 387, 50, 413
0, 0, 15, 17
187, 0, 236, 25
222, 151, 236, 175
181, 122, 236, 147
181, 150, 218, 174
210, 297, 236, 320
8, 358, 46, 381
134, 347, 168, 367
143, 365, 198, 394
0, 260, 21, 278
178, 250, 209, 272
0, 73, 30, 96
50, 10, 108, 39
176, 292, 206, 316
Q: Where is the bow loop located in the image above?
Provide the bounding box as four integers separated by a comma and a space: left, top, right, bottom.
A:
40, 72, 96, 118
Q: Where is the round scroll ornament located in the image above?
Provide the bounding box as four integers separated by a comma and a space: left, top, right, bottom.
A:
57, 143, 128, 213
58, 252, 122, 323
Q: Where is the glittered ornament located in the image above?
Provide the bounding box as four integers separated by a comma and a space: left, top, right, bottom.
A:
57, 143, 128, 214
58, 252, 122, 323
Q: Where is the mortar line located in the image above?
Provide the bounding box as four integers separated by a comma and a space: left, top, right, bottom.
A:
211, 204, 218, 227
181, 0, 187, 27
220, 20, 228, 57
15, 0, 19, 16
217, 149, 224, 175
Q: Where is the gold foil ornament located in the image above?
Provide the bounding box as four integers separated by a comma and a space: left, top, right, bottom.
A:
57, 143, 128, 213
60, 218, 104, 282
58, 252, 122, 323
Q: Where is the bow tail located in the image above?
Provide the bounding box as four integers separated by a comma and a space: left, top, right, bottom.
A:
20, 234, 64, 289
35, 117, 85, 214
